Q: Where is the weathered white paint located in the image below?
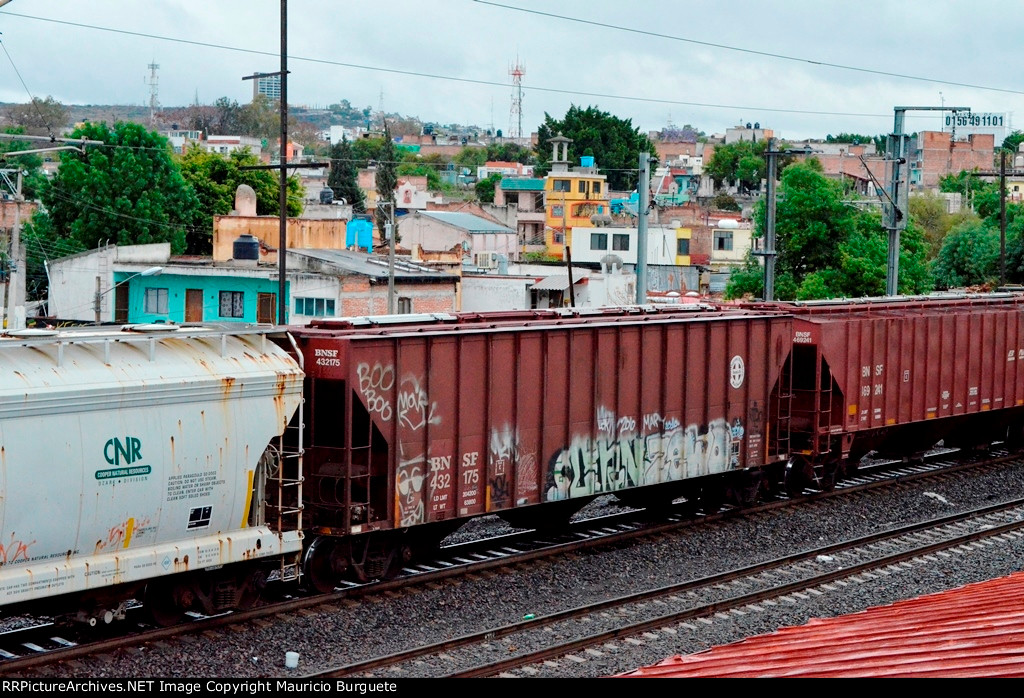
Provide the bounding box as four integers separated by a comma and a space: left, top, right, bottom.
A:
0, 327, 304, 604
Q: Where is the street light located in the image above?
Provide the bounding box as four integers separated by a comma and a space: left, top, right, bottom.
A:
94, 266, 162, 323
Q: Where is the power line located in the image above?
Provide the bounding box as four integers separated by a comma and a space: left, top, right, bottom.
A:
474, 1, 1024, 96
0, 38, 55, 136
0, 10, 972, 119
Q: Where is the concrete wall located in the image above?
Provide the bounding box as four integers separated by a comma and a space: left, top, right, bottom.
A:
213, 215, 350, 261
460, 275, 534, 311
337, 276, 457, 316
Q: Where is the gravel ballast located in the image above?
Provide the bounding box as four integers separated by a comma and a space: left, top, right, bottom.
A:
24, 460, 1024, 679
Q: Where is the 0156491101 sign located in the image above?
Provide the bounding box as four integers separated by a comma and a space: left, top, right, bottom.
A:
945, 112, 1004, 128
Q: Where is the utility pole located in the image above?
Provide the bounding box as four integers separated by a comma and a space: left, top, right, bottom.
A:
4, 170, 23, 329
885, 105, 969, 295
277, 0, 288, 325
241, 0, 290, 324
762, 139, 779, 301
635, 151, 650, 304
385, 202, 395, 313
1001, 149, 1007, 287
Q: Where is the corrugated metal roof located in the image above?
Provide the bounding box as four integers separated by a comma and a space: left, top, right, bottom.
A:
500, 178, 546, 191
530, 274, 587, 291
419, 211, 514, 233
619, 571, 1024, 678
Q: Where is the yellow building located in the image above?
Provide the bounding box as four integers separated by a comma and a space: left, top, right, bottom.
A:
544, 134, 610, 258
675, 227, 692, 266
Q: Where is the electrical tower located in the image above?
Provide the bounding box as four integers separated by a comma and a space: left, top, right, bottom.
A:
509, 60, 524, 141
146, 62, 160, 127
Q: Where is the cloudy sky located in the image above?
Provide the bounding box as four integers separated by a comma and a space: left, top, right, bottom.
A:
0, 0, 1020, 141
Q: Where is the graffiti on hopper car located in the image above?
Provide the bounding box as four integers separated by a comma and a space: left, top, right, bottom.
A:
544, 408, 742, 502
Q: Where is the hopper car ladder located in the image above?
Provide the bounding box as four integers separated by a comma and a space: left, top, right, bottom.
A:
266, 333, 305, 583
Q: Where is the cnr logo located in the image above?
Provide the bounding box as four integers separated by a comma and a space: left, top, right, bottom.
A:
105, 437, 143, 465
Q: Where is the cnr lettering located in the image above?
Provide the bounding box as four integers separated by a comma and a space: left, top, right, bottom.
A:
105, 437, 142, 465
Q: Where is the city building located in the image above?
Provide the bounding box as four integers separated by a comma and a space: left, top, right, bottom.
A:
494, 178, 546, 250
253, 73, 281, 101
544, 134, 610, 258
48, 242, 458, 325
400, 210, 517, 265
910, 131, 995, 189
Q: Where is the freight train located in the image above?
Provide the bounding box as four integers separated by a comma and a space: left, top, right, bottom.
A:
3, 293, 1024, 625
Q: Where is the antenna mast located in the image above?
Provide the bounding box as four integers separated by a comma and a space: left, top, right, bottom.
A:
146, 62, 160, 128
509, 59, 524, 141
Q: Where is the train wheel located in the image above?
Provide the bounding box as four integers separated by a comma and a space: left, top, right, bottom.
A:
303, 537, 346, 594
236, 569, 267, 610
784, 457, 812, 497
697, 479, 726, 514
144, 579, 188, 627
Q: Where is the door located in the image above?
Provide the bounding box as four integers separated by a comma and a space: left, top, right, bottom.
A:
114, 285, 130, 323
185, 289, 203, 323
257, 292, 277, 324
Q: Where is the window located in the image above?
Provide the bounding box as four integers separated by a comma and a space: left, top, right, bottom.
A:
553, 230, 565, 244
551, 204, 564, 218
574, 202, 602, 218
593, 182, 602, 194
613, 233, 630, 251
144, 287, 168, 315
578, 180, 586, 194
677, 238, 691, 255
294, 297, 336, 317
552, 179, 571, 192
397, 297, 412, 314
219, 291, 245, 318
590, 233, 608, 251
715, 231, 734, 251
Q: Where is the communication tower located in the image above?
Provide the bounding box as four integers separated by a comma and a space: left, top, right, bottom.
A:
509, 60, 524, 141
146, 62, 160, 127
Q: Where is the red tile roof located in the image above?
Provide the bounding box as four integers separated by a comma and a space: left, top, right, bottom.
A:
619, 571, 1024, 678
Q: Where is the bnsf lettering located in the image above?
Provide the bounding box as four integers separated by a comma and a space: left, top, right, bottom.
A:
794, 331, 812, 344
314, 348, 338, 357
105, 437, 142, 465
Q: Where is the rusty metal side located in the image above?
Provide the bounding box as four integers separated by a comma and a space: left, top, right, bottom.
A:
294, 310, 793, 528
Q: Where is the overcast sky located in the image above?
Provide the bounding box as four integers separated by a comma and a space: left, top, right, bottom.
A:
1, 1, 1021, 141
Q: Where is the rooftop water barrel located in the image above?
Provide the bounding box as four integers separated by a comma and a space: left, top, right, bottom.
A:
580, 156, 595, 168
233, 234, 260, 262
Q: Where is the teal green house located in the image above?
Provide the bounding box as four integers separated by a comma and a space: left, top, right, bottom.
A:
116, 270, 286, 324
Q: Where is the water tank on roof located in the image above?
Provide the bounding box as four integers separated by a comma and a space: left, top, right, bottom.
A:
233, 234, 260, 262
580, 155, 595, 168
319, 186, 334, 205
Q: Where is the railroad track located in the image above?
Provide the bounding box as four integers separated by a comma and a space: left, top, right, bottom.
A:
316, 495, 1024, 678
0, 447, 1014, 675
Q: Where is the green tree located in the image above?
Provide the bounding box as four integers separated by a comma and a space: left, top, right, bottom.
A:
37, 121, 201, 254
375, 123, 399, 241
725, 162, 931, 300
0, 128, 47, 200
931, 220, 1001, 289
327, 137, 366, 212
711, 192, 740, 211
454, 146, 487, 169
475, 173, 503, 203
238, 95, 279, 141
1001, 130, 1024, 154
396, 162, 442, 192
486, 142, 534, 165
704, 140, 767, 192
1, 96, 69, 136
909, 191, 981, 258
178, 146, 303, 254
351, 137, 394, 167
534, 105, 656, 190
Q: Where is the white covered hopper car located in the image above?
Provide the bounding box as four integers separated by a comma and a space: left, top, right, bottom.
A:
0, 324, 304, 625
